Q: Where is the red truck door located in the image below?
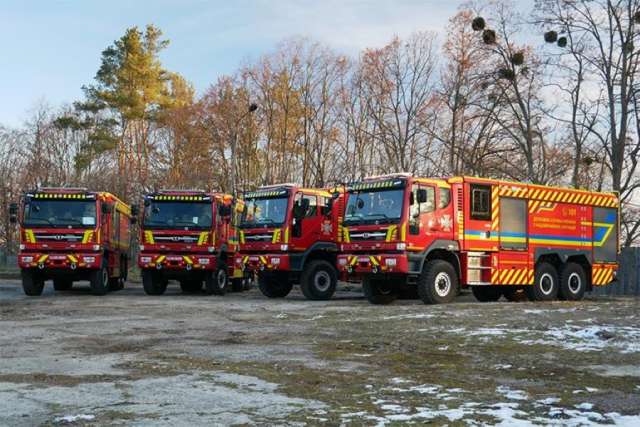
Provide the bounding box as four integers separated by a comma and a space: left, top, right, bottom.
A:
291, 192, 322, 250
497, 195, 530, 285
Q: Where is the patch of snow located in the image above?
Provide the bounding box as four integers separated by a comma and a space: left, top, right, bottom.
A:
585, 387, 599, 392
493, 363, 513, 370
382, 313, 435, 320
536, 397, 560, 405
575, 402, 594, 410
518, 325, 640, 353
389, 377, 411, 384
54, 414, 95, 423
274, 313, 288, 319
496, 385, 528, 401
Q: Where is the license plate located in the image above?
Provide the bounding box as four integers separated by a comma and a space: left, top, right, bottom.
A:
358, 257, 369, 263
50, 255, 67, 260
249, 256, 259, 261
166, 256, 182, 261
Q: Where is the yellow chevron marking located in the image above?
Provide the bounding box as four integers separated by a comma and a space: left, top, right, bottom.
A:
197, 232, 209, 245
67, 255, 78, 263
386, 225, 398, 242
370, 256, 380, 266
156, 255, 166, 264
183, 256, 193, 265
25, 229, 36, 243
37, 254, 48, 263
284, 227, 289, 243
82, 230, 93, 244
350, 256, 358, 266
144, 231, 155, 244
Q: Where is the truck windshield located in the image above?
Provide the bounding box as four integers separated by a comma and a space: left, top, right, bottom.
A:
23, 199, 97, 228
344, 189, 404, 225
240, 197, 288, 228
143, 201, 212, 230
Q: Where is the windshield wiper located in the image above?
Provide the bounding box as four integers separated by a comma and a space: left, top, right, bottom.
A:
55, 218, 84, 225
24, 218, 53, 225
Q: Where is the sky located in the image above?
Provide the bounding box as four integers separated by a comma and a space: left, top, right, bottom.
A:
0, 0, 529, 127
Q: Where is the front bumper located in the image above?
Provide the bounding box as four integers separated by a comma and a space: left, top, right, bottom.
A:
138, 253, 219, 271
18, 252, 102, 270
337, 253, 410, 275
235, 253, 291, 273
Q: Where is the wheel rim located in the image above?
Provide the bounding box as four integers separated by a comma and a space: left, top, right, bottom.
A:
568, 272, 581, 294
540, 273, 554, 295
314, 270, 331, 292
217, 270, 227, 289
434, 272, 452, 297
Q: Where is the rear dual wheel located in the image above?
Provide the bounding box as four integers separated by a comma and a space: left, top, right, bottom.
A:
362, 276, 397, 305
142, 269, 168, 295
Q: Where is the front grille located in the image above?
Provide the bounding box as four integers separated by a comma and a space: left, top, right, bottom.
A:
243, 232, 273, 242
349, 231, 387, 241
153, 235, 199, 243
35, 233, 83, 242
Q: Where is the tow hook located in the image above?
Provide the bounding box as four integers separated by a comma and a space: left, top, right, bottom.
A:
70, 263, 77, 270
38, 263, 45, 270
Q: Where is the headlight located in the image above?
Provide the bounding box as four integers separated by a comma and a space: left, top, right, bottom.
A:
21, 256, 33, 263
208, 246, 215, 253
198, 258, 210, 265
385, 258, 397, 267
396, 243, 406, 251
140, 256, 152, 263
271, 257, 280, 265
280, 244, 288, 251
338, 258, 347, 266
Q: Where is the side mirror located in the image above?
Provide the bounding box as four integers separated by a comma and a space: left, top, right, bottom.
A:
332, 191, 340, 200
293, 202, 304, 219
131, 204, 140, 217
130, 216, 137, 225
301, 198, 310, 211
101, 202, 111, 215
9, 203, 18, 224
325, 199, 334, 216
417, 189, 428, 204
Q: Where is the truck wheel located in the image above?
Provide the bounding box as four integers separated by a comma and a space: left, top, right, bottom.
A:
362, 276, 397, 305
53, 280, 72, 291
142, 270, 167, 295
503, 286, 529, 302
527, 262, 559, 301
471, 286, 502, 302
417, 260, 459, 304
258, 273, 293, 298
90, 265, 110, 296
300, 260, 337, 301
559, 263, 586, 301
205, 267, 228, 295
22, 270, 45, 296
180, 280, 202, 294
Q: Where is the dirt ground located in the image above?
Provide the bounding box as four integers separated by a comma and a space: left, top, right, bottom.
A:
1, 279, 639, 426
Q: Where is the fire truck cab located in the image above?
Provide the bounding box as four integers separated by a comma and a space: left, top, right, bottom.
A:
136, 189, 246, 296
11, 188, 132, 296
337, 174, 619, 304
235, 184, 345, 300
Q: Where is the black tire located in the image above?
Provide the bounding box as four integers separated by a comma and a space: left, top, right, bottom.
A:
53, 279, 72, 291
417, 260, 459, 304
180, 280, 202, 294
471, 286, 502, 302
258, 273, 293, 298
300, 260, 338, 301
231, 278, 244, 292
142, 269, 167, 295
205, 267, 228, 295
503, 286, 529, 302
22, 270, 45, 296
526, 262, 559, 301
243, 274, 254, 291
559, 263, 586, 301
362, 276, 397, 305
90, 265, 110, 296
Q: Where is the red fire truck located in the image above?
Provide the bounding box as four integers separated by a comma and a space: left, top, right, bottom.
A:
136, 189, 247, 296
234, 184, 345, 300
337, 174, 619, 304
10, 188, 132, 296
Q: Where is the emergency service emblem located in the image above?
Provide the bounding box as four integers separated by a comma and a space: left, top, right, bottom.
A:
440, 214, 452, 231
